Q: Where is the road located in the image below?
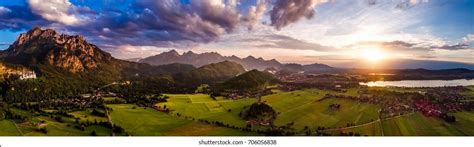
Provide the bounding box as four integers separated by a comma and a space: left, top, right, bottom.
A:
97, 81, 122, 136
105, 107, 115, 136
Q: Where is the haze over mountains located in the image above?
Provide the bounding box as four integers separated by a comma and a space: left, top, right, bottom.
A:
137, 49, 474, 70
138, 50, 281, 70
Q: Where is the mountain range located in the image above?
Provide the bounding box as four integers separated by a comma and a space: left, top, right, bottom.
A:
0, 27, 207, 87
0, 27, 473, 79
138, 50, 282, 71
0, 27, 254, 96
0, 27, 473, 99
137, 49, 338, 72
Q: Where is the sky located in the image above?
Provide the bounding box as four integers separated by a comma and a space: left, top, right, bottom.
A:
0, 0, 473, 67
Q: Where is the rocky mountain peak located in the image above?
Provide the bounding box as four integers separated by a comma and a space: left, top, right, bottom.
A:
243, 56, 257, 61
1, 27, 114, 73
183, 50, 196, 55
164, 49, 180, 56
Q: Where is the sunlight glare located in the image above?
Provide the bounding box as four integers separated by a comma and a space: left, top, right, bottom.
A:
362, 47, 386, 62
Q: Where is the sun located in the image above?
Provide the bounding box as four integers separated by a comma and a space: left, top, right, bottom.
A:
362, 47, 386, 62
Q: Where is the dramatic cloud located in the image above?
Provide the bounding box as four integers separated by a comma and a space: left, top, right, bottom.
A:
355, 41, 417, 50
464, 34, 474, 42
395, 0, 430, 9
381, 41, 416, 48
228, 0, 240, 8
189, 0, 242, 33
434, 43, 470, 50
81, 0, 244, 46
1, 0, 471, 65
0, 6, 10, 14
365, 0, 430, 8
270, 0, 330, 29
0, 5, 49, 31
354, 40, 472, 52
239, 34, 336, 51
245, 0, 267, 30
27, 0, 82, 25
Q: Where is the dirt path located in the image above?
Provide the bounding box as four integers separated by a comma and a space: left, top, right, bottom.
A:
105, 107, 115, 136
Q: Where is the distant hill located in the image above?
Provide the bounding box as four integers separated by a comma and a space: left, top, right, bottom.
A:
303, 63, 334, 72
279, 63, 304, 72
222, 69, 279, 91
124, 57, 142, 62
173, 61, 246, 86
139, 50, 282, 70
277, 63, 336, 74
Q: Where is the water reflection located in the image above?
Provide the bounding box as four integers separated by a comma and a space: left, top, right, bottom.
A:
360, 79, 474, 87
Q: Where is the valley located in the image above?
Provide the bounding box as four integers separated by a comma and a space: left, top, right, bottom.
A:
2, 85, 473, 136
0, 28, 473, 136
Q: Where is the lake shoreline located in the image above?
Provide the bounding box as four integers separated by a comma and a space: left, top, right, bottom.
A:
360, 79, 474, 87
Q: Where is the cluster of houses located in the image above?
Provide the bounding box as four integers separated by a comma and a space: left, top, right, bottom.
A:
413, 87, 473, 117
39, 96, 102, 110
322, 92, 415, 117
245, 119, 271, 126
414, 100, 465, 117
414, 100, 443, 117
220, 88, 274, 100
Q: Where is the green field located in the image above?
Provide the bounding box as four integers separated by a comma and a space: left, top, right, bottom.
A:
462, 86, 474, 97
17, 115, 113, 136
323, 112, 474, 136
19, 116, 90, 136
69, 109, 108, 122
103, 97, 126, 103
261, 89, 380, 131
159, 90, 380, 132
108, 104, 257, 136
157, 94, 257, 128
0, 120, 21, 136
2, 87, 473, 136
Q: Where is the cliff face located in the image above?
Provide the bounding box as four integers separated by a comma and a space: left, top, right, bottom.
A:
1, 27, 114, 73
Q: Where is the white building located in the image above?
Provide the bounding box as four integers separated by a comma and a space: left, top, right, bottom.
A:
19, 71, 37, 80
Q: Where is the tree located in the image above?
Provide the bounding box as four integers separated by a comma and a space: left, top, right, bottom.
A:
91, 130, 97, 136
40, 127, 48, 134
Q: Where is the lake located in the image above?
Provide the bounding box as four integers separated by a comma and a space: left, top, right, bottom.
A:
360, 79, 474, 87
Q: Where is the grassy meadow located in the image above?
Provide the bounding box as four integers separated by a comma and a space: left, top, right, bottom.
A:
69, 109, 108, 122
0, 120, 21, 136
261, 89, 380, 131
156, 94, 257, 128
107, 104, 257, 136
323, 112, 474, 136
157, 89, 380, 133
2, 87, 473, 136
